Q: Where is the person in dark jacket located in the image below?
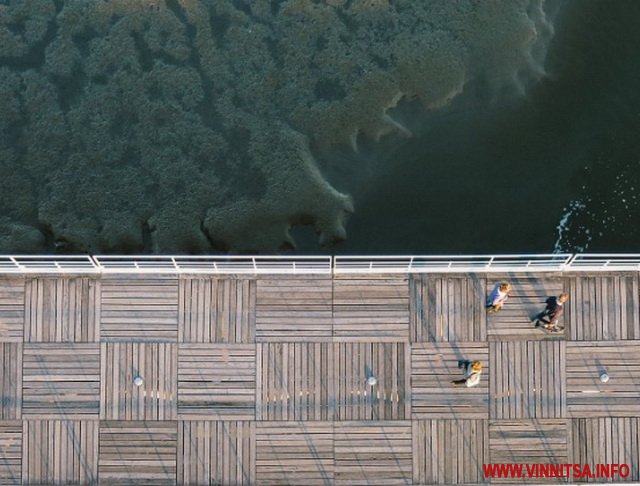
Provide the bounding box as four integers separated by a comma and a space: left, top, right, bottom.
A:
533, 293, 569, 332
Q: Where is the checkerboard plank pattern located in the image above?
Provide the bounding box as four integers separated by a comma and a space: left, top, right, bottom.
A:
411, 342, 489, 419
22, 344, 100, 418
99, 421, 177, 486
569, 275, 640, 340
256, 422, 332, 485
334, 422, 412, 485
413, 419, 488, 485
24, 277, 100, 342
410, 275, 486, 342
22, 420, 98, 486
178, 421, 255, 486
101, 277, 178, 341
0, 421, 21, 485
334, 276, 410, 341
256, 277, 332, 341
0, 343, 22, 420
178, 344, 255, 420
0, 279, 24, 342
179, 278, 256, 343
566, 341, 640, 417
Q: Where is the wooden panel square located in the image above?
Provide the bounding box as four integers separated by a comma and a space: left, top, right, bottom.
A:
333, 276, 409, 342
566, 341, 640, 417
178, 344, 255, 420
99, 421, 176, 486
334, 422, 412, 485
0, 421, 21, 485
489, 419, 568, 484
24, 277, 100, 342
256, 422, 332, 485
22, 344, 99, 418
333, 342, 409, 421
258, 342, 331, 421
0, 343, 22, 420
411, 342, 489, 419
569, 275, 640, 340
490, 341, 566, 419
178, 421, 255, 486
0, 279, 23, 343
256, 277, 332, 341
570, 418, 639, 482
179, 278, 255, 343
101, 277, 178, 342
23, 420, 98, 486
487, 275, 566, 340
410, 275, 486, 342
101, 343, 177, 420
413, 419, 488, 485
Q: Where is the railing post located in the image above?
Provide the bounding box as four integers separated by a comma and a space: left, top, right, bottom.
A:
408, 256, 414, 272
252, 258, 258, 273
171, 257, 178, 272
487, 256, 495, 269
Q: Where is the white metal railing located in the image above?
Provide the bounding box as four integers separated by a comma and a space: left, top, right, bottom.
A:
0, 254, 639, 274
333, 254, 574, 273
92, 255, 333, 274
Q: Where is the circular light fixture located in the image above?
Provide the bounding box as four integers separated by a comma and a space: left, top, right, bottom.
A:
600, 373, 609, 383
133, 376, 144, 386
366, 376, 378, 386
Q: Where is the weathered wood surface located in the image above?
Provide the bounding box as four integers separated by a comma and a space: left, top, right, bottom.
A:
0, 271, 639, 484
179, 277, 255, 343
178, 344, 255, 420
490, 341, 566, 419
411, 275, 486, 342
0, 279, 24, 342
101, 342, 177, 420
413, 419, 488, 485
22, 343, 100, 418
22, 420, 98, 485
486, 275, 566, 341
566, 341, 640, 417
411, 342, 489, 419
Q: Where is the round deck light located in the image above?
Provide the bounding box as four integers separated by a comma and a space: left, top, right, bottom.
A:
133, 376, 144, 386
366, 376, 378, 386
600, 373, 609, 383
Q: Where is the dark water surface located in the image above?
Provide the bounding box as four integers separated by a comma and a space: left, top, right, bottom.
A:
315, 0, 640, 255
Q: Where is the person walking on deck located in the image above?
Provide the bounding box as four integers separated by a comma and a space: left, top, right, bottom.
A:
486, 282, 511, 313
533, 293, 569, 332
451, 360, 483, 387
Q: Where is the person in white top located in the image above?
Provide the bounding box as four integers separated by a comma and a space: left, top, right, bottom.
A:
486, 282, 511, 313
451, 360, 483, 387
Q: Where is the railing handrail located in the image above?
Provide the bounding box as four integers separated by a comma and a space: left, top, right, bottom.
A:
0, 254, 639, 274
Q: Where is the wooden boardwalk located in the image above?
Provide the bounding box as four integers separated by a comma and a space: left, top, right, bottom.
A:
0, 271, 639, 484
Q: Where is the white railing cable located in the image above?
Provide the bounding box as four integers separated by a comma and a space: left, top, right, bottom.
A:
0, 254, 638, 274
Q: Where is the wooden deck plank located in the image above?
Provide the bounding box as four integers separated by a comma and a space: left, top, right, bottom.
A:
178, 344, 255, 420
101, 343, 177, 420
0, 421, 21, 485
99, 421, 177, 486
101, 277, 178, 342
22, 344, 99, 418
23, 420, 98, 485
0, 343, 22, 420
411, 342, 489, 419
334, 276, 409, 342
178, 421, 254, 486
566, 341, 640, 417
0, 279, 24, 343
490, 341, 565, 419
414, 419, 487, 485
256, 277, 332, 341
334, 422, 412, 485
